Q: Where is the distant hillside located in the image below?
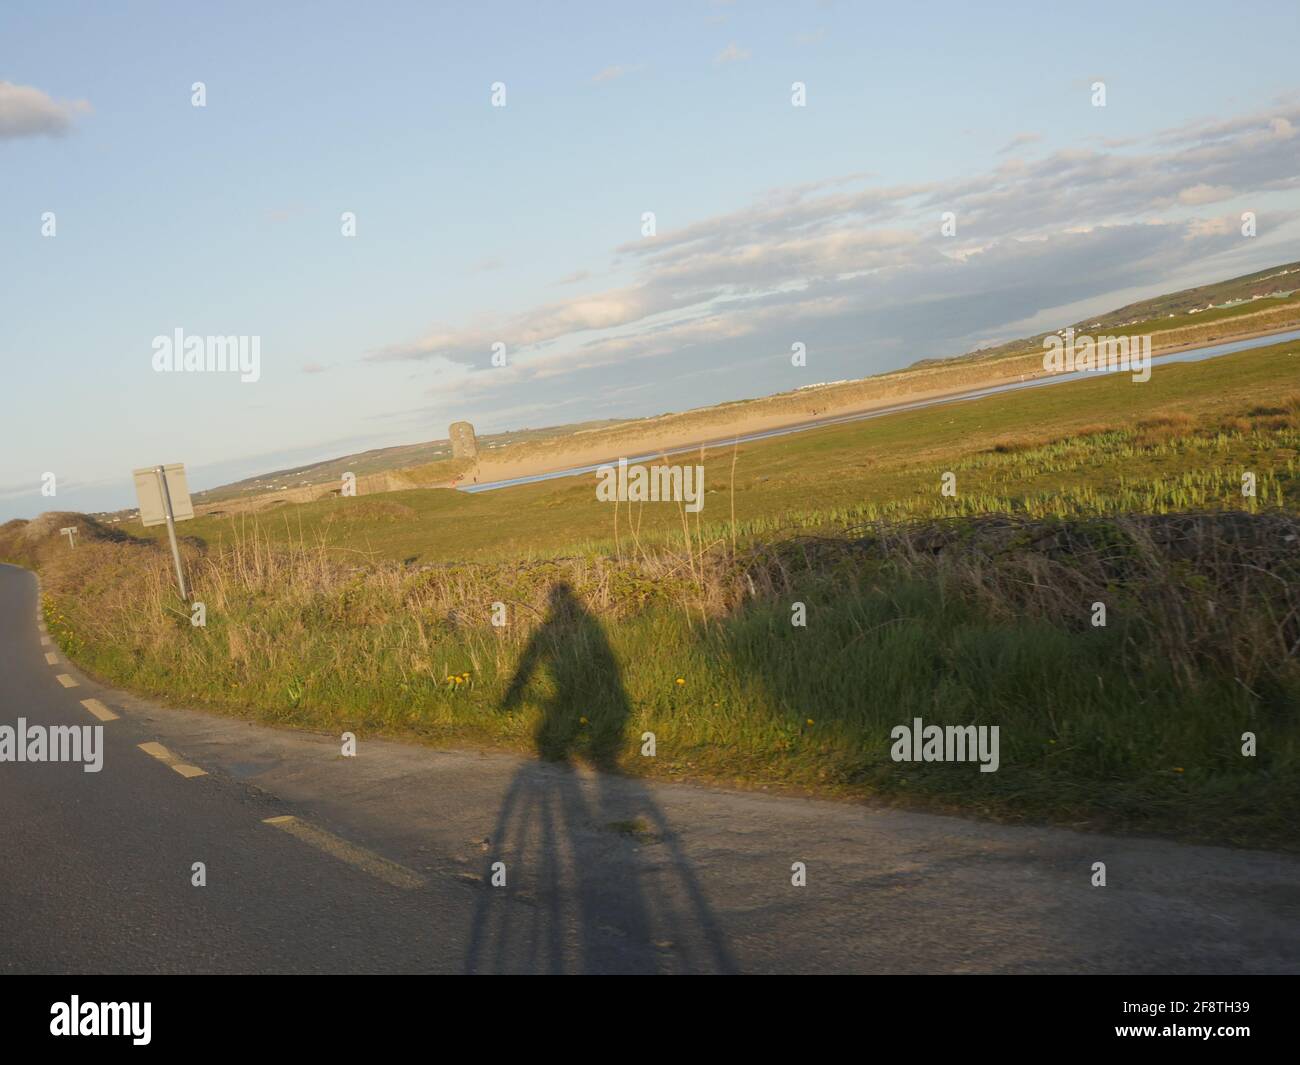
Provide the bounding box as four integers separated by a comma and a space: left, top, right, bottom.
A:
910, 260, 1300, 368
1080, 260, 1300, 329
113, 259, 1300, 519
189, 419, 630, 506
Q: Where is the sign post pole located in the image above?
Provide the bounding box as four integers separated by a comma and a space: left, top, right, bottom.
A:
156, 465, 189, 601
133, 462, 195, 600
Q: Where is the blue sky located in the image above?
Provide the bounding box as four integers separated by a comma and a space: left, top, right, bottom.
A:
3, 0, 1299, 520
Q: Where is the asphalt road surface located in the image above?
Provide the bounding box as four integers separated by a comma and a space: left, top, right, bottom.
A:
2, 562, 1298, 973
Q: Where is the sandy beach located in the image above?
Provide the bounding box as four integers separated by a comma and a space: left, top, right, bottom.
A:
456, 317, 1300, 490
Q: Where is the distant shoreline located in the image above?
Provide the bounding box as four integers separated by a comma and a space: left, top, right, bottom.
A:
456, 318, 1300, 492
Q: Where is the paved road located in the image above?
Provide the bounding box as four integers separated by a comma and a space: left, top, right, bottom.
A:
2, 563, 1298, 973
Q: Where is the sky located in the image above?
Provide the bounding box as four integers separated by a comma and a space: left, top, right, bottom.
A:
3, 0, 1299, 521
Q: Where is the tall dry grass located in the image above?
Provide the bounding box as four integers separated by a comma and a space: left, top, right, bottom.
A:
5, 447, 1299, 847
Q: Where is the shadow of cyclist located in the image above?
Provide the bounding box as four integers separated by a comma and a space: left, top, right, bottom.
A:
463, 582, 735, 974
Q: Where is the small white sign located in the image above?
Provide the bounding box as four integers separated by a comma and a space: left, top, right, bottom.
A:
132, 464, 194, 527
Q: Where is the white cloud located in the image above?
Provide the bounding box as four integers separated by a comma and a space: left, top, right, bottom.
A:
0, 81, 91, 139
1177, 183, 1234, 205
592, 64, 643, 83
714, 43, 751, 65
365, 98, 1300, 401
997, 132, 1043, 155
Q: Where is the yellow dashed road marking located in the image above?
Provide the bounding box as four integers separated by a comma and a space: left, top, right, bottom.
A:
138, 741, 207, 778
262, 815, 426, 890
55, 674, 78, 688
80, 698, 119, 722
44, 652, 58, 665
172, 763, 207, 778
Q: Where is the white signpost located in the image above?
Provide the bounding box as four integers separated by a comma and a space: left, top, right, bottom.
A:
59, 526, 77, 549
132, 464, 194, 600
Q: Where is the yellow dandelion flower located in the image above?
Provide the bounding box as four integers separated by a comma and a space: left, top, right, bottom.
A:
675, 677, 685, 686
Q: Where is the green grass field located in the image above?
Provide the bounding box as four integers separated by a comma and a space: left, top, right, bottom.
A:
8, 340, 1299, 850
142, 341, 1300, 563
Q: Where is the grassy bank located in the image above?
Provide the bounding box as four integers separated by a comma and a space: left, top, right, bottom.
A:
9, 507, 1298, 850
10, 517, 1300, 847
5, 350, 1299, 850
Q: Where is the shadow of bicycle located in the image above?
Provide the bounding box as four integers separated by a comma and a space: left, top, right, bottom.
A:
464, 582, 735, 974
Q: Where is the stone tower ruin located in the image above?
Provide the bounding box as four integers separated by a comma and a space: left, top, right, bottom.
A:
449, 421, 478, 460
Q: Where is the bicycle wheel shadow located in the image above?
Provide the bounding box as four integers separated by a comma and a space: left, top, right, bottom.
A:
464, 582, 736, 974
